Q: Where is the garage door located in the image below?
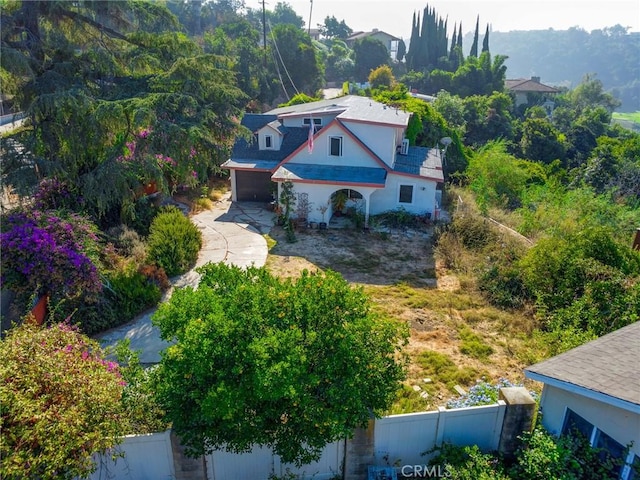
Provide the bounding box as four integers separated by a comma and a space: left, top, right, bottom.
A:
235, 171, 274, 202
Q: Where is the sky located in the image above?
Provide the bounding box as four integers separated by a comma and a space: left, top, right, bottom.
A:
281, 0, 640, 39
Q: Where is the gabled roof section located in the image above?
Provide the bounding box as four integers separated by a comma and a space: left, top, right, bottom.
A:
346, 30, 400, 41
226, 111, 309, 169
276, 118, 392, 173
241, 113, 278, 132
525, 321, 640, 413
267, 95, 411, 128
506, 78, 559, 93
393, 146, 444, 182
264, 119, 285, 135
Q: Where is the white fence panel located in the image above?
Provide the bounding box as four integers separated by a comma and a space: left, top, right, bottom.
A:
88, 431, 175, 480
279, 440, 344, 479
208, 445, 274, 480
374, 410, 440, 466
436, 401, 506, 451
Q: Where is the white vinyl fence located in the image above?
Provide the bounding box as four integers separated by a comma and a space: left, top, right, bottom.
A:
87, 430, 174, 480
86, 401, 507, 479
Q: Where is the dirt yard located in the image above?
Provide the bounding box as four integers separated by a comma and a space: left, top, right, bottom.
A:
266, 223, 539, 413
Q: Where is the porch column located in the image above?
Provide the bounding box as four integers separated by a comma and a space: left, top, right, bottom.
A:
364, 192, 372, 228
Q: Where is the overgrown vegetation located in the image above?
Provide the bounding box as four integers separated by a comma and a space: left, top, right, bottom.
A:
430, 425, 635, 479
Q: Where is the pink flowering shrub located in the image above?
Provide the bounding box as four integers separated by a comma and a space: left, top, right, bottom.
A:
0, 322, 125, 479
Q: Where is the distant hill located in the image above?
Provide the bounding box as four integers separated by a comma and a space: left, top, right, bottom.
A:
465, 26, 639, 112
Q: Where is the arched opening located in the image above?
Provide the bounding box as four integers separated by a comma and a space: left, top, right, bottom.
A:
330, 188, 365, 222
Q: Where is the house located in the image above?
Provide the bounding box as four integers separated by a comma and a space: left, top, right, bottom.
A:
525, 321, 640, 479
505, 76, 560, 108
345, 29, 400, 58
222, 95, 444, 226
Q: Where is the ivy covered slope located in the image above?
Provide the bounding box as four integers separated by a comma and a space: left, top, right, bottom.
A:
152, 263, 408, 466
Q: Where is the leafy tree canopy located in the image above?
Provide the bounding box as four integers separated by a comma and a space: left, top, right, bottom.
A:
319, 15, 353, 40
353, 37, 389, 82
1, 0, 247, 222
152, 263, 407, 465
0, 322, 125, 480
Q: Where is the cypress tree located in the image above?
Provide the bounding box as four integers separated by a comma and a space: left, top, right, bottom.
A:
406, 11, 419, 70
450, 22, 457, 58
457, 23, 463, 49
470, 15, 479, 57
482, 23, 490, 53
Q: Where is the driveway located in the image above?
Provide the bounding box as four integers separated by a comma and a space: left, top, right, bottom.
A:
96, 194, 274, 363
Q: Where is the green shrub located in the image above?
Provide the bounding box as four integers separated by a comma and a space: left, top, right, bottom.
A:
147, 206, 202, 277
479, 264, 529, 309
108, 266, 162, 320
107, 224, 147, 261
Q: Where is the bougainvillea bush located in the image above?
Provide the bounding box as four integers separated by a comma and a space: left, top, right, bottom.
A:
0, 209, 103, 300
0, 322, 125, 480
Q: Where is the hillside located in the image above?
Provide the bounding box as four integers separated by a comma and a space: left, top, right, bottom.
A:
465, 27, 640, 111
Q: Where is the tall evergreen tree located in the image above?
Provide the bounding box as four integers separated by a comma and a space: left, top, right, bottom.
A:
470, 15, 479, 57
482, 24, 490, 53
458, 23, 463, 49
450, 22, 458, 59
406, 11, 420, 70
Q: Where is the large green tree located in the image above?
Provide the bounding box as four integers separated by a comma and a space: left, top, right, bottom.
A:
152, 263, 407, 465
269, 23, 323, 97
0, 322, 125, 480
353, 36, 389, 82
1, 0, 247, 222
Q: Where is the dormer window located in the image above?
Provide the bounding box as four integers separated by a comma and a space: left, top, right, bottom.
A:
265, 135, 273, 149
303, 118, 322, 128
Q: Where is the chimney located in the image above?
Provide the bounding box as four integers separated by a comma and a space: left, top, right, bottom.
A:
531, 76, 541, 83
633, 228, 640, 251
372, 28, 378, 32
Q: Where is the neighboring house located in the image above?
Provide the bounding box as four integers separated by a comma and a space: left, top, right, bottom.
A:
525, 321, 640, 479
506, 76, 560, 109
222, 95, 444, 226
345, 29, 400, 58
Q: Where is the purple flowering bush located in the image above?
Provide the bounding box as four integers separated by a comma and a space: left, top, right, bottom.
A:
0, 209, 103, 300
33, 178, 83, 211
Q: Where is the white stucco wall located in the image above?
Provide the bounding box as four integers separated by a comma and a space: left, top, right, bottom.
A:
279, 182, 380, 224
539, 385, 640, 458
369, 174, 438, 217
340, 121, 399, 166
289, 122, 385, 169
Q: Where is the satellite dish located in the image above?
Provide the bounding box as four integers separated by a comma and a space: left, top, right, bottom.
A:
440, 137, 452, 146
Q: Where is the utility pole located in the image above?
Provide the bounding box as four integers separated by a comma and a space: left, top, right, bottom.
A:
262, 0, 267, 66
308, 0, 313, 36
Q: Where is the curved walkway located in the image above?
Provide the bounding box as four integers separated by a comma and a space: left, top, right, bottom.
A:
96, 194, 274, 363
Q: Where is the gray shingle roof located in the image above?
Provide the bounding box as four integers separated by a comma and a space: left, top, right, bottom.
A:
267, 95, 411, 127
525, 322, 640, 410
231, 115, 309, 164
393, 146, 444, 182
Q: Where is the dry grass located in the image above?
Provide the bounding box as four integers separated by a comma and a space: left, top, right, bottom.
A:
265, 222, 544, 414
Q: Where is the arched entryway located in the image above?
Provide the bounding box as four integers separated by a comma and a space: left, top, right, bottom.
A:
330, 188, 367, 227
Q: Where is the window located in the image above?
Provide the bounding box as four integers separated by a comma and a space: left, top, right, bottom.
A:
265, 135, 273, 149
303, 118, 322, 127
562, 409, 637, 480
562, 409, 594, 440
329, 136, 342, 156
399, 185, 413, 204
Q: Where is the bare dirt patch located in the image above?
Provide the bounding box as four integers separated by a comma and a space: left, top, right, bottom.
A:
265, 223, 539, 413
266, 225, 436, 286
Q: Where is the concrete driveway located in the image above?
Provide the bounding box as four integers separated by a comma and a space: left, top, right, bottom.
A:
96, 195, 274, 363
